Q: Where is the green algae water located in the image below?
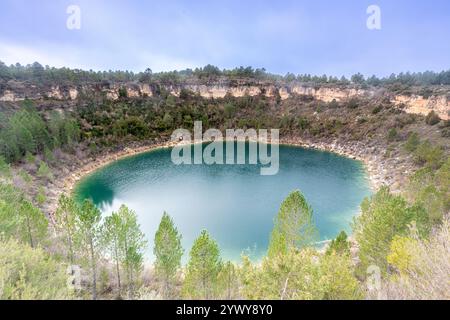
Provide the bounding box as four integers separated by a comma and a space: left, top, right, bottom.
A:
74, 142, 371, 262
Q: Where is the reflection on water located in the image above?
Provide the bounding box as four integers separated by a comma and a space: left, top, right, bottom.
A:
74, 142, 371, 262
75, 181, 115, 209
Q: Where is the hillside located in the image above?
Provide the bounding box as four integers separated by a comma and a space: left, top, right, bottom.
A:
0, 64, 449, 300
1, 77, 449, 120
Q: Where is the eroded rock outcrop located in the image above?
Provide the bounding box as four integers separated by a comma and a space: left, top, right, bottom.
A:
0, 90, 17, 102
1, 80, 448, 119
393, 94, 449, 120
105, 83, 449, 119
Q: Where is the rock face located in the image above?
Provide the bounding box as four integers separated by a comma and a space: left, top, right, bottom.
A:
392, 94, 449, 120
1, 80, 448, 120
291, 86, 372, 102
69, 88, 78, 100
0, 90, 17, 102
48, 86, 64, 100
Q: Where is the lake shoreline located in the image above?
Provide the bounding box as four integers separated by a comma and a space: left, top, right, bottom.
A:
49, 135, 394, 220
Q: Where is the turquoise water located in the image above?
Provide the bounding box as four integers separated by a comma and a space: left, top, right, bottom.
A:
74, 142, 371, 262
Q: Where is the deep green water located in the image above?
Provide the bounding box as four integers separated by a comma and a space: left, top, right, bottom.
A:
74, 142, 371, 262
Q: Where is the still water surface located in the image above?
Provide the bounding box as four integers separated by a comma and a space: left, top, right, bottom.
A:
74, 143, 371, 261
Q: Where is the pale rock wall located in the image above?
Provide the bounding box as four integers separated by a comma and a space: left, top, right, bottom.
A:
139, 84, 153, 97
1, 81, 448, 120
104, 83, 153, 100
69, 88, 78, 100
172, 84, 367, 102
106, 90, 119, 100
126, 87, 141, 98
195, 85, 229, 98
48, 86, 64, 100
0, 90, 18, 102
290, 86, 371, 102
393, 94, 449, 120
279, 87, 290, 100
168, 85, 263, 99
262, 85, 278, 98
284, 85, 448, 119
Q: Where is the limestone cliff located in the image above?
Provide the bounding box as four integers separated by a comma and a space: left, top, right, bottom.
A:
1, 80, 448, 120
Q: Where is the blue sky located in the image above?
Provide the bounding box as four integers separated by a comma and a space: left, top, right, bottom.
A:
0, 0, 449, 77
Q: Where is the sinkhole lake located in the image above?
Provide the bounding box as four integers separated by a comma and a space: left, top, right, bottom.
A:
74, 142, 371, 262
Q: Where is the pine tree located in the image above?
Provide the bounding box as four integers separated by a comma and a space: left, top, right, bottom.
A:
0, 184, 47, 248
37, 161, 53, 181
182, 230, 222, 299
241, 248, 361, 300
153, 212, 184, 298
76, 199, 102, 300
18, 200, 48, 248
55, 195, 78, 264
268, 190, 317, 257
217, 261, 240, 299
102, 212, 124, 296
124, 244, 144, 297
116, 205, 146, 298
326, 231, 350, 256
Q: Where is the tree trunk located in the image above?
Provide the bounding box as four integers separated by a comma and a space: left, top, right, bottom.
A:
114, 238, 121, 296
128, 267, 134, 299
89, 235, 97, 300
124, 237, 133, 299
280, 274, 290, 300
68, 234, 74, 264
164, 274, 170, 299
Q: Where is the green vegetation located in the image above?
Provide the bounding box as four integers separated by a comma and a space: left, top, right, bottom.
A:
114, 205, 147, 298
326, 231, 350, 256
241, 246, 361, 300
0, 156, 11, 179
0, 238, 70, 299
413, 140, 444, 169
37, 161, 53, 181
102, 212, 124, 296
241, 192, 360, 300
0, 65, 448, 300
353, 186, 428, 275
77, 199, 102, 300
268, 190, 316, 257
404, 132, 420, 152
217, 261, 240, 299
153, 212, 183, 299
2, 61, 450, 86
54, 195, 77, 263
0, 186, 149, 300
0, 183, 48, 248
0, 157, 448, 300
425, 110, 441, 126
383, 218, 450, 299
0, 101, 80, 163
387, 128, 398, 142
406, 158, 449, 223
182, 230, 222, 299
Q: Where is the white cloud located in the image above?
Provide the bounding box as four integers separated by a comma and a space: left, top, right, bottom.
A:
0, 41, 86, 69
0, 39, 206, 72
